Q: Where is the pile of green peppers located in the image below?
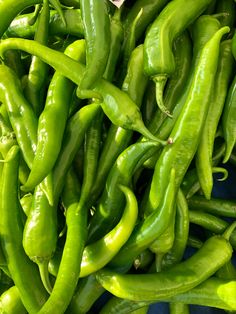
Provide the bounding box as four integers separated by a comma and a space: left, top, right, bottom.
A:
1, 0, 236, 313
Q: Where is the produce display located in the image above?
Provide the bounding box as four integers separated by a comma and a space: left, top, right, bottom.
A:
1, 0, 236, 313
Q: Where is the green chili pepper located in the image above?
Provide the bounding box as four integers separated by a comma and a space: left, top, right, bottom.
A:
187, 195, 236, 218
66, 274, 105, 314
100, 277, 236, 313
167, 277, 236, 311
143, 0, 212, 116
48, 0, 66, 26
0, 146, 48, 312
91, 44, 149, 202
142, 14, 220, 169
22, 39, 86, 192
149, 203, 176, 272
0, 0, 41, 37
117, 7, 143, 84
77, 108, 103, 214
20, 193, 33, 217
37, 168, 86, 314
0, 286, 27, 314
23, 103, 99, 294
27, 4, 41, 26
221, 74, 236, 163
77, 9, 123, 205
78, 0, 111, 100
230, 28, 236, 58
0, 64, 53, 204
188, 210, 236, 249
182, 142, 226, 199
5, 9, 84, 39
162, 189, 189, 268
122, 0, 169, 45
108, 168, 176, 272
87, 141, 160, 243
0, 114, 29, 185
0, 64, 38, 168
24, 0, 50, 117
52, 103, 101, 199
0, 38, 165, 143
23, 183, 57, 294
103, 8, 123, 82
146, 26, 229, 215
153, 190, 189, 311
99, 297, 148, 314
96, 222, 236, 301
195, 39, 235, 199
80, 184, 138, 277
145, 30, 192, 137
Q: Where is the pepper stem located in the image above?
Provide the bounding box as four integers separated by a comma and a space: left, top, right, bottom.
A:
27, 4, 41, 26
0, 145, 19, 163
134, 119, 171, 146
155, 253, 164, 273
223, 221, 236, 241
38, 260, 52, 294
212, 167, 228, 181
153, 75, 172, 117
76, 87, 103, 103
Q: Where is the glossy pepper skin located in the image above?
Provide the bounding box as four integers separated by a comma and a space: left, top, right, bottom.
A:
143, 0, 213, 75
96, 231, 233, 301
24, 0, 50, 117
0, 38, 163, 143
91, 44, 149, 202
5, 9, 84, 39
37, 168, 86, 314
99, 277, 236, 313
0, 64, 38, 168
77, 108, 103, 215
0, 286, 27, 314
0, 0, 65, 37
22, 103, 100, 295
145, 30, 192, 138
108, 168, 176, 272
142, 14, 221, 169
80, 185, 138, 277
188, 210, 236, 249
162, 189, 189, 268
122, 0, 169, 45
0, 146, 48, 312
143, 0, 213, 115
221, 74, 236, 163
146, 26, 229, 214
22, 183, 57, 294
87, 141, 160, 243
187, 195, 236, 218
0, 0, 41, 37
196, 39, 235, 199
0, 114, 29, 185
78, 0, 111, 99
22, 40, 86, 192
52, 103, 101, 199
